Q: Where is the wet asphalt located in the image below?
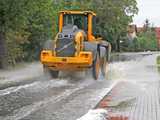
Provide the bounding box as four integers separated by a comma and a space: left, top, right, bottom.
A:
0, 52, 159, 120
97, 52, 160, 120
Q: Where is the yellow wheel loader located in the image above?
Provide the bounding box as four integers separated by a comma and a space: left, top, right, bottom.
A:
40, 11, 111, 80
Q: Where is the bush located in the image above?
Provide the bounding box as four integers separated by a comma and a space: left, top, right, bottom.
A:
137, 30, 158, 51
121, 29, 158, 52
6, 31, 29, 66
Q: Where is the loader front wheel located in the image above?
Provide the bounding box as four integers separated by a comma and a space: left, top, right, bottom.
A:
50, 70, 59, 78
92, 53, 100, 80
43, 65, 59, 78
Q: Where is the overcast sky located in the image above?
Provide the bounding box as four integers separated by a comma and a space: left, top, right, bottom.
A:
133, 0, 160, 27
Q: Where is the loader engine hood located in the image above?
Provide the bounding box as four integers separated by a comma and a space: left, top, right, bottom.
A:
55, 25, 79, 57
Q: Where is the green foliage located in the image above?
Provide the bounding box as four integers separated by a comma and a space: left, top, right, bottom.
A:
121, 30, 158, 52
136, 20, 158, 51
121, 19, 158, 52
0, 0, 54, 63
0, 0, 138, 66
120, 37, 138, 52
136, 30, 158, 51
6, 31, 25, 65
21, 0, 55, 61
92, 0, 138, 50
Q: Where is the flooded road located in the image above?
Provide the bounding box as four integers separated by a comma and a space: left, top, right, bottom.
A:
96, 52, 160, 120
0, 63, 114, 120
0, 52, 159, 120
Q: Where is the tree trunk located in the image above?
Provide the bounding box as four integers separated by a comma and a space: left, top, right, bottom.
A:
0, 31, 7, 69
116, 36, 120, 52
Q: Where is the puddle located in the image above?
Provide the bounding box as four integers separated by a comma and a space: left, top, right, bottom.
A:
107, 98, 136, 109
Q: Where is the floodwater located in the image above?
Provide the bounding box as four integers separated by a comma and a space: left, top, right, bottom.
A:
97, 52, 160, 120
0, 52, 159, 120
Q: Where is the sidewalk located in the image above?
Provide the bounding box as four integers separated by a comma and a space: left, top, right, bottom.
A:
94, 54, 160, 120
96, 80, 160, 120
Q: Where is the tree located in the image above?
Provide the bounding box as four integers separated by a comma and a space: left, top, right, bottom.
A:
60, 0, 138, 51
91, 0, 138, 51
0, 0, 54, 67
0, 0, 138, 68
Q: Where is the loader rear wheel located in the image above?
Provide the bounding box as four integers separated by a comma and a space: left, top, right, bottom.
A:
101, 56, 108, 77
92, 53, 100, 80
43, 66, 59, 78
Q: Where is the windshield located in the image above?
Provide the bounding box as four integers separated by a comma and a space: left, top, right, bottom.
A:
63, 14, 88, 32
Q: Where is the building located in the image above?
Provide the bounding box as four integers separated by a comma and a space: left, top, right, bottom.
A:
127, 24, 137, 41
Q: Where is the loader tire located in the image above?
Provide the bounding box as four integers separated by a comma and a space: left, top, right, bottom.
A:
43, 65, 59, 78
50, 70, 59, 78
92, 53, 100, 80
101, 56, 108, 77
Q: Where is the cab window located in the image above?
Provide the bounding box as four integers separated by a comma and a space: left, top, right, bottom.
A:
63, 14, 88, 32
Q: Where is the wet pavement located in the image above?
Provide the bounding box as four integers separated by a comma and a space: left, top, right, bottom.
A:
0, 52, 159, 120
0, 62, 114, 120
96, 53, 160, 120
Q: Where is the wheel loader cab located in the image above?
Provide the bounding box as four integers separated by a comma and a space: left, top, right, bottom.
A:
59, 11, 97, 41
63, 14, 87, 31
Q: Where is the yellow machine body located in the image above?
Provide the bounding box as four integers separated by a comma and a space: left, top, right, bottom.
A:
41, 10, 99, 71
41, 50, 92, 71
40, 10, 111, 80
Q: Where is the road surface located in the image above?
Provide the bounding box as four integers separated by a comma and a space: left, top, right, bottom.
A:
0, 52, 159, 120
